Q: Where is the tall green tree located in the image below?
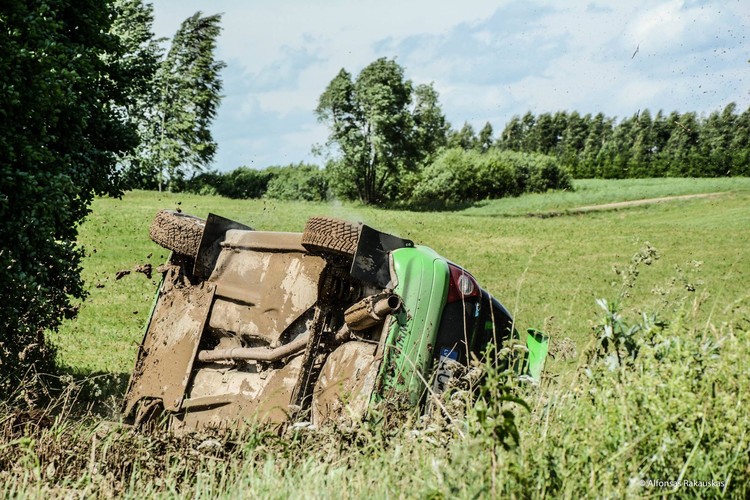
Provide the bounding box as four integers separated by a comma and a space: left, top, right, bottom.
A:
730, 106, 750, 175
699, 103, 737, 176
628, 109, 655, 177
317, 58, 445, 205
143, 12, 226, 190
497, 116, 524, 151
558, 112, 590, 175
411, 83, 450, 162
477, 122, 494, 152
579, 113, 612, 178
448, 122, 477, 150
109, 0, 163, 189
0, 0, 138, 393
532, 113, 558, 155
551, 111, 569, 155
649, 110, 673, 176
663, 112, 700, 176
520, 112, 537, 152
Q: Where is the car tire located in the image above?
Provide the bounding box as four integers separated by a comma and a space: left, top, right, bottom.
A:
301, 216, 360, 260
149, 210, 206, 257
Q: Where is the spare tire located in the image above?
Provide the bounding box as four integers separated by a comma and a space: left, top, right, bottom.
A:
149, 210, 206, 257
302, 216, 360, 260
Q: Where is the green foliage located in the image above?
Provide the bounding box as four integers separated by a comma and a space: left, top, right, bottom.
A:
477, 122, 494, 152
264, 164, 328, 201
178, 163, 327, 201
124, 10, 226, 190
447, 122, 477, 150
0, 0, 137, 394
183, 167, 273, 199
587, 244, 665, 369
411, 84, 450, 162
516, 303, 749, 496
495, 105, 750, 178
410, 148, 572, 207
109, 0, 163, 190
514, 252, 749, 496
317, 58, 448, 205
465, 351, 530, 452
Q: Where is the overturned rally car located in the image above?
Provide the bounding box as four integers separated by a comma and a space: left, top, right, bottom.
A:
123, 211, 542, 432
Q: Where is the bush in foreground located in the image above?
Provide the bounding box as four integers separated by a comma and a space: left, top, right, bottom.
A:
0, 0, 138, 395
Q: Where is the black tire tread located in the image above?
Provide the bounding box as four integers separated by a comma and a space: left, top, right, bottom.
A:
149, 210, 205, 257
301, 216, 360, 258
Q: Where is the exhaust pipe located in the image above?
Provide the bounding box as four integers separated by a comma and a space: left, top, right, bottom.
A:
344, 292, 402, 332
197, 333, 309, 363
199, 293, 402, 360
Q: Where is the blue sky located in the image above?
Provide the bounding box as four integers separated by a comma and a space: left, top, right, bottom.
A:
151, 0, 750, 172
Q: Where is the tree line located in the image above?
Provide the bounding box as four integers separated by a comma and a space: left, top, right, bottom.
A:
313, 62, 748, 204
186, 58, 749, 208
182, 57, 573, 207
484, 104, 750, 179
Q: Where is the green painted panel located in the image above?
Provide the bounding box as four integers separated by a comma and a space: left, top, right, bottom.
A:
376, 246, 449, 403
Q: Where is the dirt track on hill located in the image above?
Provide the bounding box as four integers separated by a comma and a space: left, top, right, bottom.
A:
530, 191, 727, 218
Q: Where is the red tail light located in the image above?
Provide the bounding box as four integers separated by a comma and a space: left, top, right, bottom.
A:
446, 264, 481, 303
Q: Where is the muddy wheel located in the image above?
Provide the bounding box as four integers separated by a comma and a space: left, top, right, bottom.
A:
149, 210, 205, 257
301, 216, 360, 261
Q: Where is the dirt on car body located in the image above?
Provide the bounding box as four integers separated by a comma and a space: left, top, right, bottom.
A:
123, 210, 534, 433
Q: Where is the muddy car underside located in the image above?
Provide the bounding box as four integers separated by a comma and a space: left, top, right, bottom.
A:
123, 211, 516, 433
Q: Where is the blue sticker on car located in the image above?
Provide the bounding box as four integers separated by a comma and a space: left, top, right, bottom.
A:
440, 346, 458, 361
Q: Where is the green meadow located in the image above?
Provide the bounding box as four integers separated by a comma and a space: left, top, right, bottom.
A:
8, 176, 745, 497
54, 177, 750, 378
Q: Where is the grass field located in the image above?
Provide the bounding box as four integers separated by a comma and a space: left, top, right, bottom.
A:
5, 177, 746, 497
53, 177, 750, 379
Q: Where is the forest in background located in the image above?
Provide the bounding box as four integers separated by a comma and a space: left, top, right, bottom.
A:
180, 102, 750, 206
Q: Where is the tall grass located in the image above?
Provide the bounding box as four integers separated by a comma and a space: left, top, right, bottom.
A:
2, 295, 747, 497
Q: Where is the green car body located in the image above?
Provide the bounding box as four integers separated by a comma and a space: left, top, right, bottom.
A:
376, 245, 527, 406
379, 246, 450, 403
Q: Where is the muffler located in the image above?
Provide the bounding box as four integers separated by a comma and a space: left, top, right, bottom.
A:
344, 292, 402, 332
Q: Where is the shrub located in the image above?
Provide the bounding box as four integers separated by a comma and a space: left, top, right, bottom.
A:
479, 150, 523, 197
175, 171, 223, 196
178, 167, 274, 199
0, 0, 137, 395
410, 148, 478, 205
221, 167, 274, 199
409, 148, 571, 207
179, 164, 328, 201
264, 164, 328, 201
